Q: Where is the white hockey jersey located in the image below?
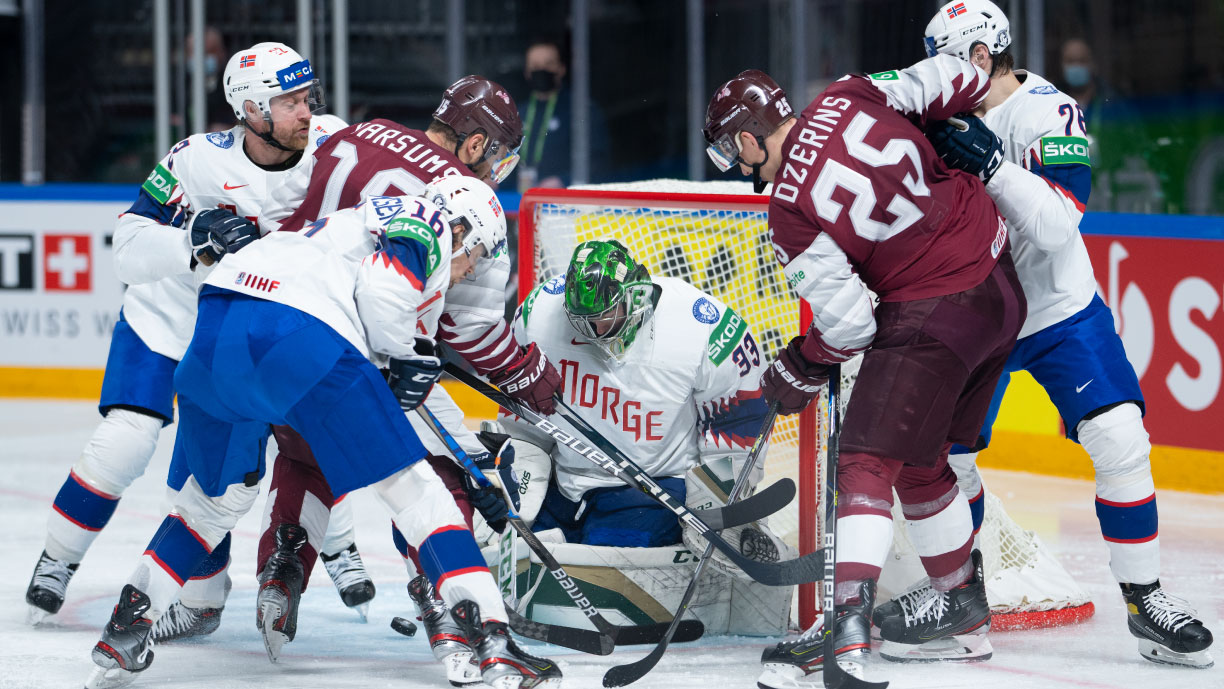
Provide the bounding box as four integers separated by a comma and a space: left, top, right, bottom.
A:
981, 71, 1097, 338
112, 117, 346, 360
204, 195, 451, 361
505, 275, 769, 501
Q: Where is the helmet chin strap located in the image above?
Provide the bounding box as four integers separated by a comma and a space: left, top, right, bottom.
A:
243, 116, 296, 153
744, 135, 770, 194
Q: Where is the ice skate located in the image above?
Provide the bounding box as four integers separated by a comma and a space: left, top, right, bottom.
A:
85, 584, 155, 689
872, 549, 992, 663
408, 575, 480, 687
451, 599, 562, 689
256, 524, 307, 663
25, 550, 79, 625
756, 580, 873, 688
1122, 580, 1213, 668
151, 600, 224, 642
321, 543, 376, 622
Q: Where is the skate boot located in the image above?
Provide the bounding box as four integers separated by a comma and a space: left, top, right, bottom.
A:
85, 584, 155, 689
757, 580, 874, 688
451, 599, 562, 689
872, 549, 992, 663
25, 550, 79, 624
151, 600, 224, 642
1122, 580, 1214, 668
321, 543, 376, 622
256, 524, 308, 663
408, 575, 480, 687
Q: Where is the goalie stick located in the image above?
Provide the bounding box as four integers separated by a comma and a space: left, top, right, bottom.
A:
604, 402, 780, 687
414, 403, 705, 656
821, 366, 887, 689
445, 362, 825, 587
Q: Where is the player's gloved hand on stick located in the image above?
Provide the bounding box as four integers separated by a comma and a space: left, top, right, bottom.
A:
188, 208, 259, 268
760, 335, 830, 415
926, 114, 1005, 184
463, 430, 520, 533
387, 337, 443, 412
488, 343, 561, 415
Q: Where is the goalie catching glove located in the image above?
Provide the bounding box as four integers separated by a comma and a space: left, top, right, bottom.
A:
462, 430, 522, 534
488, 343, 561, 415
760, 336, 830, 415
188, 207, 259, 268
926, 114, 1005, 184
386, 337, 444, 412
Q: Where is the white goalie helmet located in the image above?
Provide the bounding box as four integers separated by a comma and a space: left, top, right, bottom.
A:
424, 175, 507, 262
924, 0, 1012, 61
222, 42, 325, 122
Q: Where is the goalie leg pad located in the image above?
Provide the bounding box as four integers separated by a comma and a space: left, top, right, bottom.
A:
1078, 403, 1159, 584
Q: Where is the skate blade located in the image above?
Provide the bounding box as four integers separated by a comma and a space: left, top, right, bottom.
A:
27, 605, 53, 626
757, 658, 863, 688
880, 633, 993, 663
1137, 640, 1215, 668
259, 600, 289, 663
485, 676, 523, 689
351, 601, 370, 623
84, 665, 137, 689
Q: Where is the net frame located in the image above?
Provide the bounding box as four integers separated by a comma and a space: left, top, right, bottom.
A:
518, 184, 1094, 632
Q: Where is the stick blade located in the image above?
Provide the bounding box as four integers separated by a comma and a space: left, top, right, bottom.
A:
694, 479, 795, 530
610, 619, 704, 646
507, 608, 615, 655
602, 643, 668, 687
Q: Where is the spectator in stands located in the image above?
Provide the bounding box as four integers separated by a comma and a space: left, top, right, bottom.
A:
504, 37, 611, 191
184, 26, 233, 133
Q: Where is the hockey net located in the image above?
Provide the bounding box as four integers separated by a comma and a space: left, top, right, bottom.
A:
517, 180, 1094, 631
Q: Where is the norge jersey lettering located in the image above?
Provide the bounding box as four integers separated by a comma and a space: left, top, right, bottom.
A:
768, 54, 1005, 364
114, 116, 345, 360
264, 119, 468, 233
508, 276, 768, 500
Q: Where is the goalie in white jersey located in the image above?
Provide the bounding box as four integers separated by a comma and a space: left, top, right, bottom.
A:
872, 0, 1212, 668
84, 178, 562, 689
24, 41, 363, 640
501, 240, 774, 552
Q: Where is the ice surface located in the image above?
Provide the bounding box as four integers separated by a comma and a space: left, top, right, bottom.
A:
1, 399, 1220, 688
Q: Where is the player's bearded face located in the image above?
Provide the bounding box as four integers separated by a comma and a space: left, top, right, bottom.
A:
266, 89, 314, 150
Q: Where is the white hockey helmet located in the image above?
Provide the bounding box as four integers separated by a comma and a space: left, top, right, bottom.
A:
924, 0, 1012, 61
222, 42, 324, 123
424, 175, 507, 262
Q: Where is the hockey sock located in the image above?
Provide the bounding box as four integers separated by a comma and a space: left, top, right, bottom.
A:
179, 533, 232, 609
946, 450, 985, 535
258, 451, 331, 592
132, 514, 216, 620
1079, 403, 1160, 584
968, 486, 985, 536
897, 462, 974, 591
391, 522, 422, 576
45, 409, 162, 562
834, 452, 899, 600
321, 494, 356, 555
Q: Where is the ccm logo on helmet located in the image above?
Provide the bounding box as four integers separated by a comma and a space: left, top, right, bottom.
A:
276, 60, 314, 90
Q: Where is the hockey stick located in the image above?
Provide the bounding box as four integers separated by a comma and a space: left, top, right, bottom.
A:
821, 366, 887, 689
445, 362, 823, 586
603, 402, 780, 687
414, 404, 704, 655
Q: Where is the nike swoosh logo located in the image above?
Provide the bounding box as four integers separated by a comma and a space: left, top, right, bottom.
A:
570, 338, 591, 346
1076, 379, 1094, 393
223, 182, 248, 190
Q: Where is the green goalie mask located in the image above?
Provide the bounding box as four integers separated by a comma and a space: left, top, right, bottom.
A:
563, 240, 658, 360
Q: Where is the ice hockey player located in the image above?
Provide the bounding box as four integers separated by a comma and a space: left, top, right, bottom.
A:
901, 0, 1212, 668
22, 41, 361, 641
497, 239, 774, 555
83, 179, 562, 689
246, 77, 559, 680
705, 56, 1026, 684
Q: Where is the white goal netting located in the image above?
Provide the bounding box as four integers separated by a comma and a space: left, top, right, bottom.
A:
519, 180, 1093, 630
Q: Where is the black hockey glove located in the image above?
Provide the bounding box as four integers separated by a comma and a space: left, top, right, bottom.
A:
927, 115, 1005, 184
188, 208, 259, 268
386, 337, 443, 412
462, 430, 520, 534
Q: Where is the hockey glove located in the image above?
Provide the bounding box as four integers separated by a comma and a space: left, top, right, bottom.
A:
488, 343, 561, 416
386, 337, 443, 412
188, 208, 259, 268
760, 336, 830, 416
927, 115, 1005, 184
462, 430, 521, 534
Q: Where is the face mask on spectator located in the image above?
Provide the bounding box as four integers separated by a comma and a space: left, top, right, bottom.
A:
529, 69, 559, 93
1063, 64, 1091, 88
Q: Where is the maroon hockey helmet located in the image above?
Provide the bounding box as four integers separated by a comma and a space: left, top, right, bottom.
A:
703, 70, 794, 178
433, 75, 524, 183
